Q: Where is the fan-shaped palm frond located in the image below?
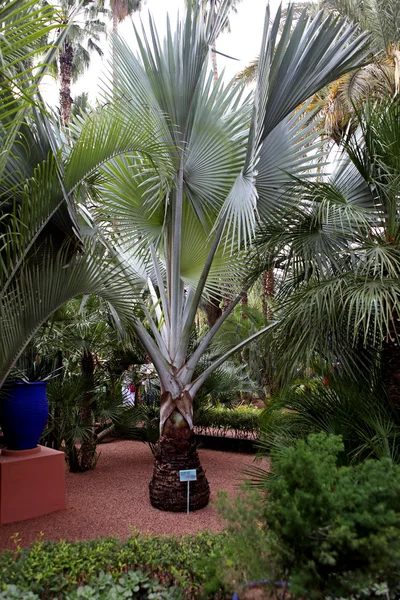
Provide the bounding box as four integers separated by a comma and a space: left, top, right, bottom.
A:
258, 99, 400, 400
87, 0, 370, 403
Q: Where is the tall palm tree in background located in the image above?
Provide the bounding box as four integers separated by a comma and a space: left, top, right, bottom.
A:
317, 0, 400, 138
238, 0, 400, 139
110, 0, 142, 33
85, 1, 370, 511
56, 0, 107, 125
185, 0, 242, 82
320, 0, 400, 52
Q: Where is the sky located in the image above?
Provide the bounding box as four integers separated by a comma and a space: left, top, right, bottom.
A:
41, 0, 283, 107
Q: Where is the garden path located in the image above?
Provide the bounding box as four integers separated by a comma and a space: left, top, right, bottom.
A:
0, 440, 263, 551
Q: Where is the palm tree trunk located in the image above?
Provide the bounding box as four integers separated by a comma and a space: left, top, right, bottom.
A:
262, 268, 274, 320
211, 42, 218, 83
381, 325, 400, 415
204, 300, 222, 327
59, 37, 73, 126
112, 1, 119, 33
149, 391, 210, 511
78, 349, 97, 471
241, 291, 248, 320
68, 350, 97, 473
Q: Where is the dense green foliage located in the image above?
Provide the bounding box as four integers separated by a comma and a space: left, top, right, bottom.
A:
210, 433, 400, 599
0, 531, 224, 599
258, 378, 400, 464
195, 405, 260, 439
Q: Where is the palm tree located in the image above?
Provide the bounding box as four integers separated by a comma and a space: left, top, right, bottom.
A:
110, 0, 142, 34
315, 0, 400, 139
0, 0, 173, 392
55, 0, 107, 125
36, 295, 146, 470
185, 0, 242, 82
237, 0, 400, 140
319, 0, 400, 53
256, 98, 400, 411
86, 1, 370, 511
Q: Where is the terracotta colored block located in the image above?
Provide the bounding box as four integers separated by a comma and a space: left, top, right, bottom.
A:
0, 445, 66, 524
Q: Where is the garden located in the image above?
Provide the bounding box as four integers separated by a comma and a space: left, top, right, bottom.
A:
1, 0, 400, 597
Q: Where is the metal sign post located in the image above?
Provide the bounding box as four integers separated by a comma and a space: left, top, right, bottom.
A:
179, 469, 197, 514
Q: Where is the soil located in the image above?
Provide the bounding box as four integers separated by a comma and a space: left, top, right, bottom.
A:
0, 440, 265, 551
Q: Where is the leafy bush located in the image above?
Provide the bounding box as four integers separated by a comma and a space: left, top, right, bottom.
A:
0, 531, 224, 599
211, 433, 400, 599
194, 405, 260, 439
0, 570, 180, 599
259, 379, 400, 463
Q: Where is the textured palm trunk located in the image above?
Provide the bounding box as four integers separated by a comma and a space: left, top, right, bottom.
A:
211, 42, 218, 83
240, 291, 248, 320
79, 350, 97, 470
262, 268, 274, 320
149, 391, 210, 511
69, 350, 97, 472
112, 1, 119, 33
205, 299, 222, 327
59, 37, 73, 126
381, 320, 400, 416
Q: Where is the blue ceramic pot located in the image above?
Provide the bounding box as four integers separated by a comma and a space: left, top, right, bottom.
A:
0, 382, 49, 450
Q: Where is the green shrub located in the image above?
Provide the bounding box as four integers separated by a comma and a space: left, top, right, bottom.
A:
194, 405, 260, 439
211, 433, 400, 599
0, 531, 225, 599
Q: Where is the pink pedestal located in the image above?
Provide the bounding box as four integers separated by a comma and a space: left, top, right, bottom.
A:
0, 445, 66, 524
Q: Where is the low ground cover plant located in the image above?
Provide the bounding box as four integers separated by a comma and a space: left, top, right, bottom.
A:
206, 433, 400, 599
0, 570, 180, 600
0, 531, 224, 599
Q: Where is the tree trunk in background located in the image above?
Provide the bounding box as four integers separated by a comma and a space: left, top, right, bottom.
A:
211, 42, 218, 83
262, 269, 274, 320
241, 292, 248, 319
59, 37, 73, 126
211, 4, 218, 83
68, 350, 97, 472
112, 0, 119, 33
381, 323, 400, 417
205, 300, 222, 328
149, 391, 210, 511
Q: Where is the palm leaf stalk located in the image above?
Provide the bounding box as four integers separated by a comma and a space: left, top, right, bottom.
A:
86, 1, 370, 511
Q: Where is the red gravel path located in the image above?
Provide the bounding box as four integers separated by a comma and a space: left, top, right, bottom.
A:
0, 441, 262, 551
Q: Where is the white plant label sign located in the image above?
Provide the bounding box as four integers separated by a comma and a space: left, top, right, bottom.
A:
179, 469, 197, 514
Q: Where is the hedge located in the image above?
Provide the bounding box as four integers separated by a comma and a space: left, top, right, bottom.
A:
194, 406, 260, 439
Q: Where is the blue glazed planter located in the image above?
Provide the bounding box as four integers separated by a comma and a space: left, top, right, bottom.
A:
0, 382, 49, 450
